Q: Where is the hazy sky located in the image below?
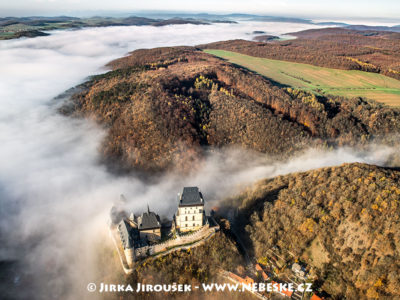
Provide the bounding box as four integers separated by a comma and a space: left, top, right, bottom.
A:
1, 0, 399, 19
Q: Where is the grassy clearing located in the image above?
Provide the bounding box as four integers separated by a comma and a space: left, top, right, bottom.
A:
204, 49, 400, 106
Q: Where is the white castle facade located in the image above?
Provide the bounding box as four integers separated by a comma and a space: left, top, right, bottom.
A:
175, 187, 206, 232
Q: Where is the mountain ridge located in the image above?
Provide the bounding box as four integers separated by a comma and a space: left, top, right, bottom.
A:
62, 45, 400, 173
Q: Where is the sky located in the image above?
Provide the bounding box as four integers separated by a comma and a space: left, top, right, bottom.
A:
1, 0, 400, 20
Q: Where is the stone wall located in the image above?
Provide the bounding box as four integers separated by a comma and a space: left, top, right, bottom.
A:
124, 248, 135, 268
132, 223, 219, 261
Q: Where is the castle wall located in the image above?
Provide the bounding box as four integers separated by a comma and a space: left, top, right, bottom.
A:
133, 222, 219, 260
124, 248, 135, 268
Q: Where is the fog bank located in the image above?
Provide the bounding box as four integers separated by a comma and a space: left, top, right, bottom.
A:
0, 22, 396, 299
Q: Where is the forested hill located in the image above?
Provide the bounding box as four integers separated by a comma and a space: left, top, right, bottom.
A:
199, 28, 400, 80
227, 162, 400, 299
63, 46, 400, 173
0, 16, 230, 40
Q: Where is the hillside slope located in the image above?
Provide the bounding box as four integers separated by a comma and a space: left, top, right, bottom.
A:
228, 163, 400, 299
204, 49, 400, 106
199, 28, 400, 80
125, 232, 245, 297
64, 46, 400, 173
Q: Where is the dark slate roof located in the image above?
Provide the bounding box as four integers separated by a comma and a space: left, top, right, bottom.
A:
118, 219, 134, 249
138, 211, 161, 230
179, 186, 204, 207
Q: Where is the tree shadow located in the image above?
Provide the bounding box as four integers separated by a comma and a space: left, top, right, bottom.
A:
230, 184, 288, 259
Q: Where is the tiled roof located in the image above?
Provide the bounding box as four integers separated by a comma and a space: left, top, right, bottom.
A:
118, 219, 134, 249
138, 210, 161, 230
179, 186, 204, 206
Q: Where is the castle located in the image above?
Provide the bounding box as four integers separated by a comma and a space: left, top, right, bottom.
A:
112, 187, 218, 269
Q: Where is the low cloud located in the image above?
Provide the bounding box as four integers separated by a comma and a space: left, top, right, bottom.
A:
0, 22, 396, 299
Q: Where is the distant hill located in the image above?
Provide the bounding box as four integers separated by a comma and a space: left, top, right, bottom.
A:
0, 15, 209, 27
13, 30, 49, 38
345, 24, 400, 32
315, 21, 349, 26
0, 16, 79, 26
252, 34, 279, 42
287, 27, 397, 38
62, 46, 400, 173
0, 15, 226, 40
227, 162, 400, 299
138, 13, 314, 24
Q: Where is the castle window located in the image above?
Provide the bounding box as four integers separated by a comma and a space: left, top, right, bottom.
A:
193, 223, 195, 227
199, 209, 202, 213
185, 216, 188, 221
192, 216, 195, 221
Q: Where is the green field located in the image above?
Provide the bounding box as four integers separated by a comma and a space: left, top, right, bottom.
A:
204, 49, 400, 107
